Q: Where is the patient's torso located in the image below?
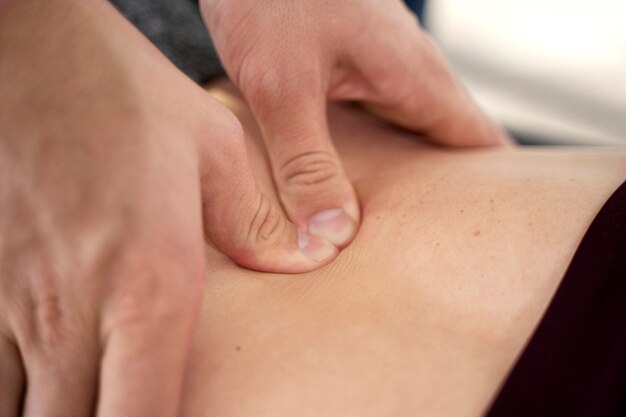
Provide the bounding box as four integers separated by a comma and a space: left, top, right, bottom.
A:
181, 87, 626, 416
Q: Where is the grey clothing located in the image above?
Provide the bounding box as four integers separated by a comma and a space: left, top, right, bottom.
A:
110, 0, 224, 83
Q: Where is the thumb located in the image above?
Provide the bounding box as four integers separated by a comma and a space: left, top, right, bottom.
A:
198, 107, 337, 272
244, 75, 360, 248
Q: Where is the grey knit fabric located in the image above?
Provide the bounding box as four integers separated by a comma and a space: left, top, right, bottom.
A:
110, 0, 224, 83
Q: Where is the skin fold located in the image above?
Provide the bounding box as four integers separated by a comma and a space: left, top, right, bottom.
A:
180, 81, 626, 417
0, 1, 510, 413
201, 0, 508, 243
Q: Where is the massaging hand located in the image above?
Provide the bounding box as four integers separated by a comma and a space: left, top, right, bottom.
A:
0, 1, 336, 416
202, 0, 508, 244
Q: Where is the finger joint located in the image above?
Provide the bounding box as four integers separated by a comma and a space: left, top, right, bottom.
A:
279, 150, 339, 189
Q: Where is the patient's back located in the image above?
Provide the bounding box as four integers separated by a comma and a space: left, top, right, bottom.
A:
181, 83, 626, 417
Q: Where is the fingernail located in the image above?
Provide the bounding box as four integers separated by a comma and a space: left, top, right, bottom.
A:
308, 208, 356, 247
298, 231, 337, 262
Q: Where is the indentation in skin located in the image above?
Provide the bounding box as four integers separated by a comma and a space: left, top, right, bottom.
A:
190, 82, 626, 417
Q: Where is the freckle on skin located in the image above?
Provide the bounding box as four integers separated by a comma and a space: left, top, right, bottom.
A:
460, 209, 465, 213
235, 346, 241, 351
473, 230, 481, 236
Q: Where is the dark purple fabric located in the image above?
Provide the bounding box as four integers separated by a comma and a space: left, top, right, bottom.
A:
486, 180, 626, 417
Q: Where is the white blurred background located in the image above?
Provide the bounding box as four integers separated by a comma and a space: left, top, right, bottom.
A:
422, 0, 626, 145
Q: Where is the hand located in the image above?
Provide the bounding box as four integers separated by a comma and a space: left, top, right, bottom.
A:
201, 0, 510, 246
0, 1, 336, 416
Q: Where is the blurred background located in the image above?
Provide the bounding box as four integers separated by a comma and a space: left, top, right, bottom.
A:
407, 0, 626, 145
115, 0, 626, 146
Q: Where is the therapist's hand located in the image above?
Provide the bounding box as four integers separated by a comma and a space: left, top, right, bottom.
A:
202, 0, 509, 245
0, 1, 335, 416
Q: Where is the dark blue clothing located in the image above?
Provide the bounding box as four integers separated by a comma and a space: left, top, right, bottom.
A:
111, 0, 427, 83
110, 0, 223, 83
404, 0, 427, 22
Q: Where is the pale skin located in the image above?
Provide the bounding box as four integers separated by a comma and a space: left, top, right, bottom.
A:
4, 79, 624, 416
201, 0, 508, 234
177, 81, 626, 416
1, 0, 507, 414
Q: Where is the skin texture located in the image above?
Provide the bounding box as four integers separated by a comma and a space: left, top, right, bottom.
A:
179, 81, 626, 416
0, 1, 335, 416
0, 2, 608, 416
201, 0, 509, 247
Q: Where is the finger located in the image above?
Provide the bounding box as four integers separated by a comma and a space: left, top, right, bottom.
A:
20, 327, 100, 417
97, 266, 196, 417
358, 26, 510, 147
198, 102, 338, 272
0, 335, 25, 416
243, 72, 360, 248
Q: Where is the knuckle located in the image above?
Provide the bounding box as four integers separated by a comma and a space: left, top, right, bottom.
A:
243, 66, 321, 116
15, 260, 68, 354
239, 68, 289, 121
105, 270, 200, 338
126, 251, 204, 300
243, 66, 282, 108
226, 193, 297, 267
208, 109, 247, 166
216, 104, 245, 139
32, 277, 64, 349
245, 193, 289, 246
279, 150, 340, 189
203, 97, 245, 142
8, 270, 79, 363
104, 247, 204, 335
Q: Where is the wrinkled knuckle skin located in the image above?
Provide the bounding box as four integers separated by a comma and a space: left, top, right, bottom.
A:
245, 193, 289, 246
241, 66, 284, 113
102, 240, 205, 330
4, 267, 72, 362
32, 276, 64, 350
104, 264, 202, 341
242, 65, 321, 118
279, 150, 340, 189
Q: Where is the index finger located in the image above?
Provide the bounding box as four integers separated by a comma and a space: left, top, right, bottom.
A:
97, 270, 202, 417
360, 27, 510, 147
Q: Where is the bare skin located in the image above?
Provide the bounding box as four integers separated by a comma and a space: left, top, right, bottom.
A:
201, 0, 509, 244
0, 0, 582, 415
0, 1, 334, 416
179, 81, 626, 416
